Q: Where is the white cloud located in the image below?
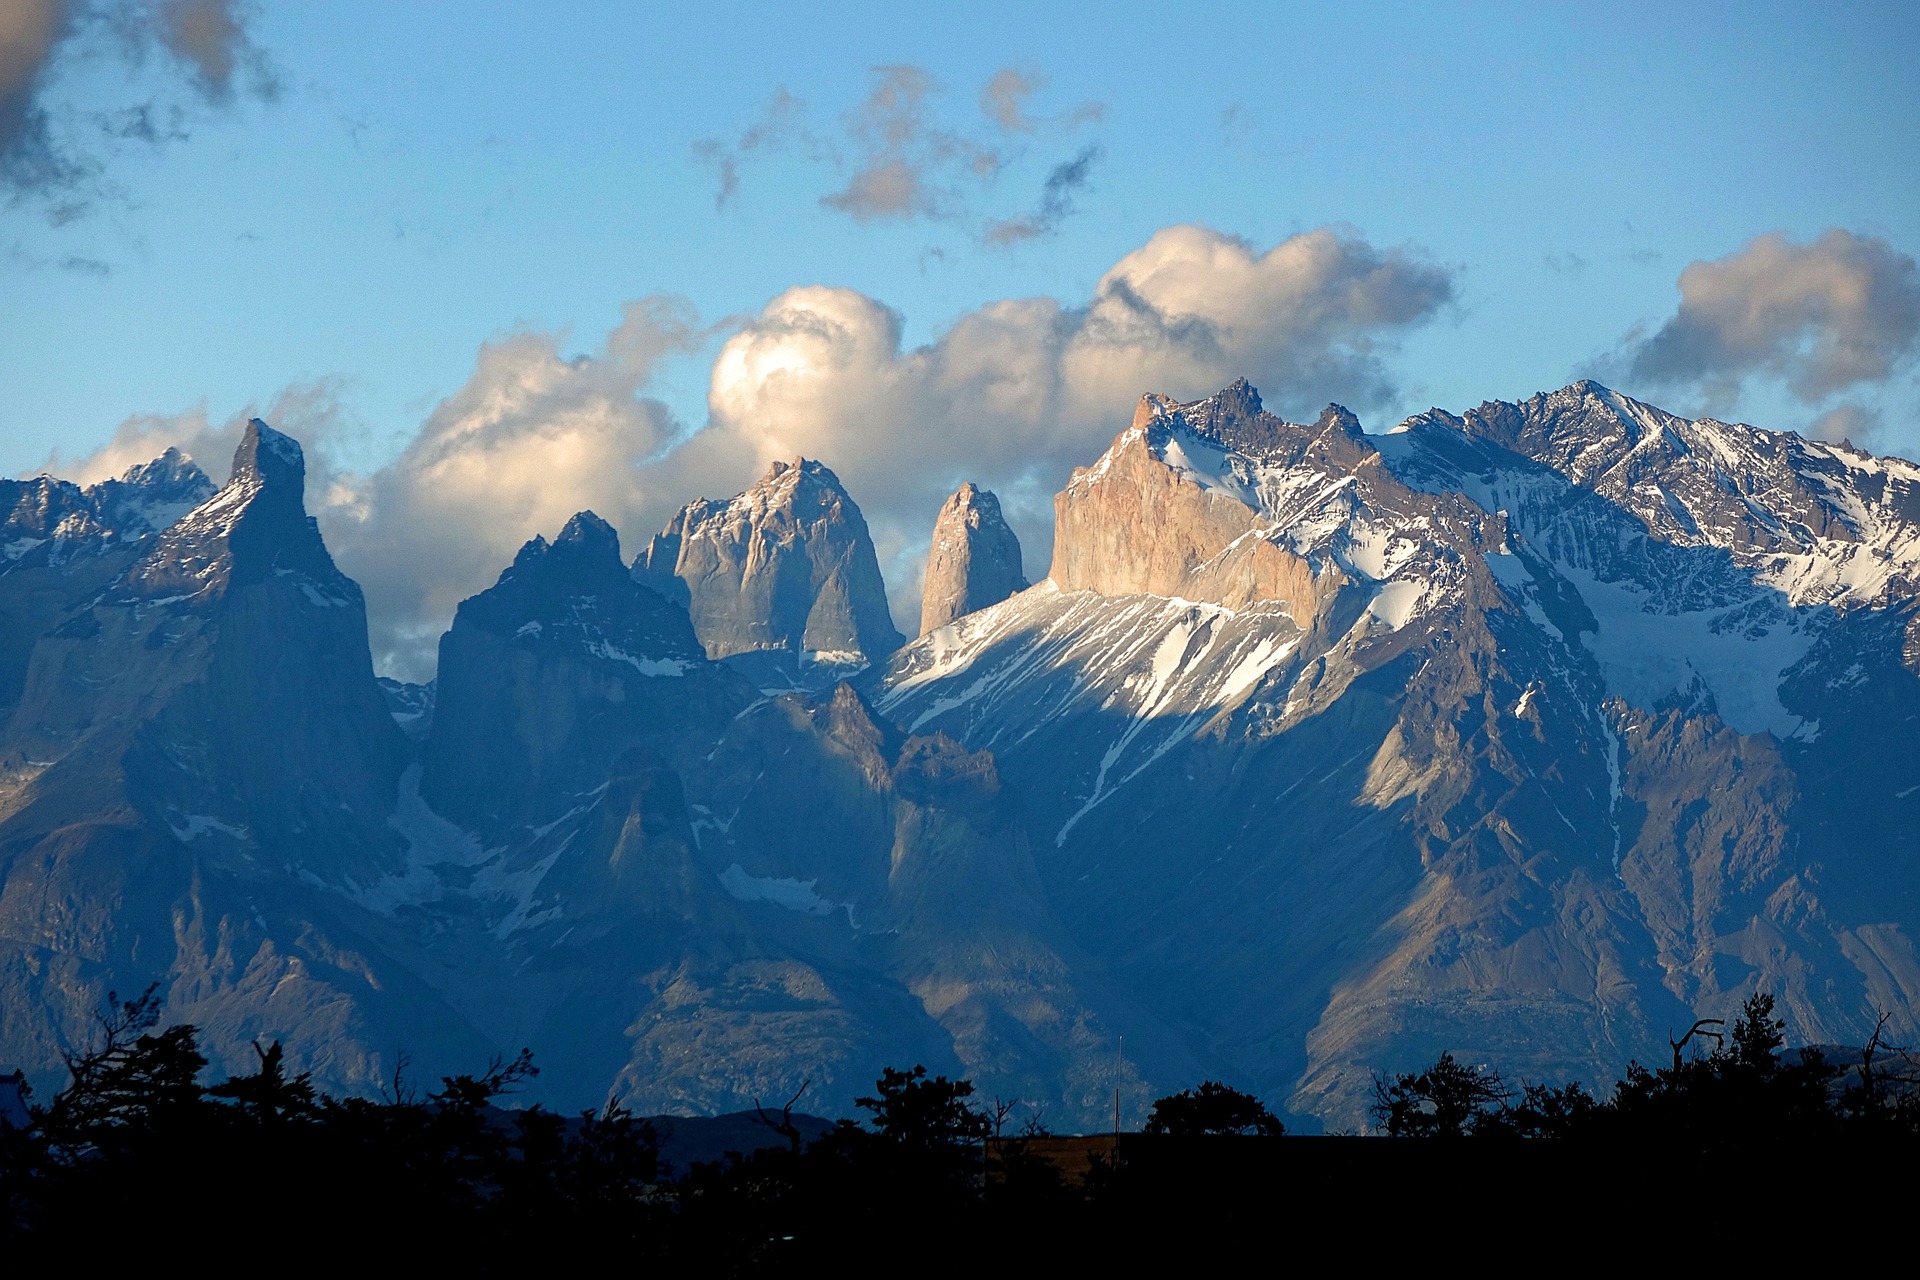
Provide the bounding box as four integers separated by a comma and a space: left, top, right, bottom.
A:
694, 224, 1455, 624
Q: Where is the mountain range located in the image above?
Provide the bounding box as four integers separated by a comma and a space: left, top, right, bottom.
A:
3, 379, 1916, 1130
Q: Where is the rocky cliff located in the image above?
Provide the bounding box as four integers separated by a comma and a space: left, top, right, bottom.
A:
0, 450, 216, 719
919, 483, 1028, 635
880, 377, 1920, 1126
377, 510, 1151, 1123
0, 422, 481, 1099
423, 510, 741, 833
634, 458, 904, 667
1049, 382, 1357, 619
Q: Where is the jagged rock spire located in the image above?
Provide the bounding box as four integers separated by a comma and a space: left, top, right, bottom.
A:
117, 417, 346, 603
919, 482, 1028, 634
633, 457, 904, 663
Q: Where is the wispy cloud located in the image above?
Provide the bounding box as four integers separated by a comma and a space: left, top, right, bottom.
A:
696, 65, 1105, 239
983, 144, 1099, 246
1, 0, 87, 199
134, 0, 280, 104
691, 86, 806, 210
820, 65, 1001, 222
979, 68, 1041, 133
1, 0, 278, 221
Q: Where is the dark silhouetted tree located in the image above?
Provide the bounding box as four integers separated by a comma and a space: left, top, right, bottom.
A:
1143, 1081, 1285, 1137
41, 986, 208, 1152
208, 1040, 318, 1123
1371, 1052, 1510, 1138
856, 1065, 990, 1149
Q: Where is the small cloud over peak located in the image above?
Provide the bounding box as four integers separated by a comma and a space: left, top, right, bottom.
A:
1806, 402, 1881, 449
1622, 229, 1920, 411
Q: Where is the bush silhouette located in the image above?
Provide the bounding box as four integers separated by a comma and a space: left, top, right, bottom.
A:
1143, 1081, 1285, 1137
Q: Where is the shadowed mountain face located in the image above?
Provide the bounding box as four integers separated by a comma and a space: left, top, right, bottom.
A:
421, 510, 734, 833
0, 450, 216, 720
0, 422, 485, 1099
2, 383, 1918, 1132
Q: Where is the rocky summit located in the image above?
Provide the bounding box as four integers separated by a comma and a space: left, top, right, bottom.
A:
919, 483, 1028, 636
633, 458, 904, 670
3, 382, 1919, 1131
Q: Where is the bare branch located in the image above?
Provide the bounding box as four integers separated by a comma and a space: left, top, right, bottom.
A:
1669, 1019, 1726, 1072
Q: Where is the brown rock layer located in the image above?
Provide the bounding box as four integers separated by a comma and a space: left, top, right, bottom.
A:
1048, 396, 1332, 619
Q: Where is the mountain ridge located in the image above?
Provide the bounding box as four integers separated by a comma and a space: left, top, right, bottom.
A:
1, 379, 1916, 1132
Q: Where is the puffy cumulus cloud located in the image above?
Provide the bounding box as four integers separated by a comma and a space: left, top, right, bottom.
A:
318, 298, 702, 680
1069, 225, 1456, 417
1, 0, 276, 217
692, 224, 1455, 625
1625, 230, 1920, 410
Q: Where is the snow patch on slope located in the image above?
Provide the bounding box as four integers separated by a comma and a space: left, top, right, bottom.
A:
719, 863, 852, 921
1563, 566, 1813, 738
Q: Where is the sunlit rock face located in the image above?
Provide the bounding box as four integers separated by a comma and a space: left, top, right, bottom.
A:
919, 483, 1028, 636
880, 377, 1920, 1127
633, 458, 905, 667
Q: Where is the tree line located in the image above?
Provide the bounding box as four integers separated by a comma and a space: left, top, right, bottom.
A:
2, 988, 1915, 1264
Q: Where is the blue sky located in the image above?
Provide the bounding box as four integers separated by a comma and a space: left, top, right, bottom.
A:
4, 1, 1918, 674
